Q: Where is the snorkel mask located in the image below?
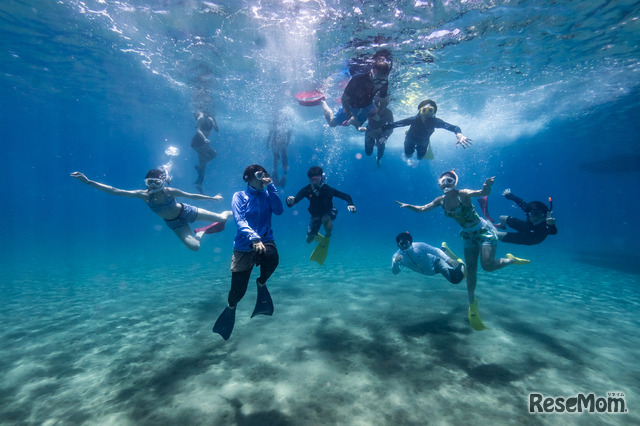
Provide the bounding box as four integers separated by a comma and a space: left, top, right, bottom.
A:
309, 174, 324, 190
145, 174, 167, 194
396, 231, 413, 250
419, 105, 435, 116
438, 171, 458, 193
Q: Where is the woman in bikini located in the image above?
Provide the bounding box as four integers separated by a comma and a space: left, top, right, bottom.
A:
70, 169, 232, 251
395, 171, 529, 330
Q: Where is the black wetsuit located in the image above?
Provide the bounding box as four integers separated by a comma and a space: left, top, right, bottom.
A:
502, 193, 557, 245
289, 184, 354, 238
344, 74, 389, 108
365, 108, 394, 159
382, 114, 461, 159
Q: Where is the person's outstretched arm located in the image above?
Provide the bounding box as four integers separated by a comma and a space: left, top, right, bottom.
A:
395, 196, 443, 213
331, 187, 356, 213
502, 188, 527, 211
70, 172, 147, 200
381, 116, 415, 133
167, 188, 223, 202
286, 186, 310, 207
434, 118, 472, 148
463, 177, 495, 198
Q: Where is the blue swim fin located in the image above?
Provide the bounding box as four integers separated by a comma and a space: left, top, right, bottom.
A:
251, 283, 274, 318
212, 306, 236, 340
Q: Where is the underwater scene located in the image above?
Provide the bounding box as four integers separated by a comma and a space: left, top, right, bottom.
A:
1, 0, 639, 424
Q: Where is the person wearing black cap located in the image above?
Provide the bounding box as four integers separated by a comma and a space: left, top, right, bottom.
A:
212, 164, 284, 340
477, 188, 557, 245
381, 99, 472, 160
392, 232, 465, 284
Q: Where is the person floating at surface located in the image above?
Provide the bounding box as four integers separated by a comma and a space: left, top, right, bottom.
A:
212, 165, 284, 341
286, 166, 356, 265
70, 170, 232, 251
381, 99, 472, 160
395, 171, 530, 331
321, 61, 390, 130
191, 111, 219, 194
392, 232, 465, 284
266, 115, 292, 187
478, 188, 557, 246
358, 101, 394, 168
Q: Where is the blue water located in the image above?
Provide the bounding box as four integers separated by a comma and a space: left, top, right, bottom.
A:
2, 0, 640, 424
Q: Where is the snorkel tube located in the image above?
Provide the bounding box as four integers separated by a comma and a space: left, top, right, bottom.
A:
548, 197, 553, 212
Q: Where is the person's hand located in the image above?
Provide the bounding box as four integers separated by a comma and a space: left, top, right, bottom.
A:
286, 196, 295, 207
211, 194, 223, 201
357, 126, 367, 132
348, 205, 357, 213
484, 177, 495, 187
546, 212, 556, 226
252, 240, 266, 254
204, 138, 210, 144
70, 172, 89, 184
347, 116, 362, 128
455, 133, 473, 149
395, 200, 411, 209
394, 255, 403, 263
502, 188, 511, 196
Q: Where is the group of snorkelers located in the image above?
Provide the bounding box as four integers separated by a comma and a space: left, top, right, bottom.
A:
70, 50, 557, 339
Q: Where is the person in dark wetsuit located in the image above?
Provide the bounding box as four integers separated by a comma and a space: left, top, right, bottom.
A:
358, 100, 394, 167
478, 188, 557, 245
382, 99, 472, 160
191, 111, 219, 193
321, 61, 390, 129
286, 166, 356, 243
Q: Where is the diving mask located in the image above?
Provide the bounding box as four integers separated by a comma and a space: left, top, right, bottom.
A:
420, 105, 435, 116
254, 170, 270, 181
145, 178, 165, 189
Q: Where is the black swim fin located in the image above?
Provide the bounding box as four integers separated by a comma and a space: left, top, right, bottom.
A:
212, 306, 236, 340
251, 282, 274, 318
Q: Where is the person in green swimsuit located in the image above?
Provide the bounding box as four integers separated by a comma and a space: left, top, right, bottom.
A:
395, 171, 529, 330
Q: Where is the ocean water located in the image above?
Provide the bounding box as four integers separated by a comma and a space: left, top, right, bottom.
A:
1, 0, 640, 424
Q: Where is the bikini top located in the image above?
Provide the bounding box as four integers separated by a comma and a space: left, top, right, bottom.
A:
443, 195, 481, 228
147, 189, 176, 213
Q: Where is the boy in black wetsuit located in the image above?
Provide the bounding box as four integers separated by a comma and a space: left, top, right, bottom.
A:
478, 189, 557, 245
286, 166, 356, 243
382, 99, 472, 159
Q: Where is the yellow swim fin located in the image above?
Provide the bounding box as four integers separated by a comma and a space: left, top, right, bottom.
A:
441, 242, 463, 264
314, 233, 324, 243
507, 253, 531, 265
310, 235, 330, 265
425, 143, 434, 160
468, 298, 488, 331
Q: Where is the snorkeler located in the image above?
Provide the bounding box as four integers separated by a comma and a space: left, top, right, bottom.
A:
212, 165, 284, 341
478, 189, 557, 245
392, 232, 465, 284
320, 61, 391, 130
359, 100, 394, 167
395, 171, 530, 331
381, 99, 472, 160
286, 166, 356, 265
70, 170, 232, 251
191, 111, 219, 194
266, 114, 292, 187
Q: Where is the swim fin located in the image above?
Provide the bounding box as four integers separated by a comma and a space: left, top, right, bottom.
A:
468, 298, 488, 331
310, 235, 330, 265
425, 143, 434, 160
506, 253, 531, 265
194, 221, 226, 235
251, 282, 274, 318
212, 306, 236, 340
477, 196, 496, 223
314, 233, 324, 243
441, 242, 464, 265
